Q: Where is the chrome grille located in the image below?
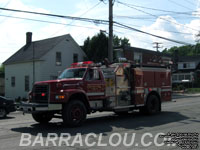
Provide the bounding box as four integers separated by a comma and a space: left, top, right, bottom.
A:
32, 84, 49, 103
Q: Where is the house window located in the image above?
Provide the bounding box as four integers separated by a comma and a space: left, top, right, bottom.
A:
172, 75, 177, 81
183, 63, 187, 68
178, 75, 184, 81
56, 52, 62, 66
25, 76, 29, 92
185, 75, 191, 80
11, 77, 15, 87
73, 53, 78, 63
134, 53, 142, 64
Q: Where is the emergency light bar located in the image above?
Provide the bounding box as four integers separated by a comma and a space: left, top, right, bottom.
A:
71, 61, 94, 67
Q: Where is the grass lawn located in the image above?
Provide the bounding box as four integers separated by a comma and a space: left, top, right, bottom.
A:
186, 88, 200, 94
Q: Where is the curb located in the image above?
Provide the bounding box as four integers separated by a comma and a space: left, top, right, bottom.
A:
172, 93, 200, 99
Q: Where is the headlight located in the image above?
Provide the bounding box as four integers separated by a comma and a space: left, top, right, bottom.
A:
55, 95, 65, 100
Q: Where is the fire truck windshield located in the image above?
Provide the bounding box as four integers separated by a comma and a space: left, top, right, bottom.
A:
58, 68, 86, 79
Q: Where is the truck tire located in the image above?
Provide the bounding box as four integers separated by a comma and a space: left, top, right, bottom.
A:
62, 100, 87, 127
146, 95, 160, 115
0, 108, 7, 118
32, 112, 53, 124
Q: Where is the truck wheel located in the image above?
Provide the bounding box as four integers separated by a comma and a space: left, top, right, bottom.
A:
146, 95, 160, 115
0, 108, 7, 118
32, 112, 53, 124
62, 100, 87, 127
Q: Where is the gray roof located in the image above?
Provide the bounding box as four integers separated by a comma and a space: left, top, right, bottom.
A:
178, 55, 200, 62
124, 46, 172, 57
3, 34, 73, 65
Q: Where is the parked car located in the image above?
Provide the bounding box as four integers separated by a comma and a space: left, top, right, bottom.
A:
0, 96, 16, 118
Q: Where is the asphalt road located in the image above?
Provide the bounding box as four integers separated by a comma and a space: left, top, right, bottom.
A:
0, 96, 200, 150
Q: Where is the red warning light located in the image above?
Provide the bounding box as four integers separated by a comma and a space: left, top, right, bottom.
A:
83, 61, 93, 65
41, 93, 46, 97
71, 61, 93, 67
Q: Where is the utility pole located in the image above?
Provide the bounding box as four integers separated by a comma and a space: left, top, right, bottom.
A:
153, 42, 162, 52
108, 0, 114, 62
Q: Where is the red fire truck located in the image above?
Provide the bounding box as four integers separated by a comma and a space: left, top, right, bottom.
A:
21, 61, 171, 127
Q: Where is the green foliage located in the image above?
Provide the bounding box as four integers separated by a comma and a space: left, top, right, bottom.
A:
163, 43, 200, 56
82, 32, 108, 62
193, 72, 200, 87
195, 32, 200, 43
113, 35, 130, 47
186, 88, 200, 94
172, 84, 185, 91
0, 64, 5, 78
82, 31, 130, 62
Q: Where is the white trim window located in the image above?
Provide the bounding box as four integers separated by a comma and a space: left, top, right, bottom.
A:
56, 52, 62, 66
172, 73, 193, 83
11, 76, 15, 87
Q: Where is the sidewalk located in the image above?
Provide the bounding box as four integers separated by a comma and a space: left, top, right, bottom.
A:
172, 92, 200, 99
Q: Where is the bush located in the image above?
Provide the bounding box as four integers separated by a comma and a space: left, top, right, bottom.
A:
172, 84, 185, 91
186, 88, 200, 94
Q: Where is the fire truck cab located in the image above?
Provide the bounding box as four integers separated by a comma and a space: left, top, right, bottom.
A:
20, 61, 171, 127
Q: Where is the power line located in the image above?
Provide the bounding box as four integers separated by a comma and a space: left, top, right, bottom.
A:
114, 15, 200, 20
113, 29, 156, 45
51, 1, 103, 36
183, 0, 197, 6
167, 0, 194, 11
114, 18, 195, 35
0, 7, 109, 24
1, 13, 190, 46
1, 0, 12, 8
117, 1, 200, 32
0, 0, 12, 23
116, 1, 196, 15
115, 21, 194, 35
114, 22, 191, 45
0, 6, 193, 45
0, 14, 107, 30
80, 1, 103, 17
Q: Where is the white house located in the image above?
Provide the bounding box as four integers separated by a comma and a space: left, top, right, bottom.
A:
3, 32, 87, 99
172, 56, 200, 84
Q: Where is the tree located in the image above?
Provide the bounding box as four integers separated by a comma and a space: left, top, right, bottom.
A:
195, 32, 200, 43
113, 35, 130, 47
82, 31, 130, 62
163, 43, 200, 56
0, 64, 5, 78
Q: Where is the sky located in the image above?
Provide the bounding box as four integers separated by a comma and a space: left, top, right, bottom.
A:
0, 0, 200, 64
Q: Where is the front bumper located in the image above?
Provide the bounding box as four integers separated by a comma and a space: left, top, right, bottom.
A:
19, 102, 62, 113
